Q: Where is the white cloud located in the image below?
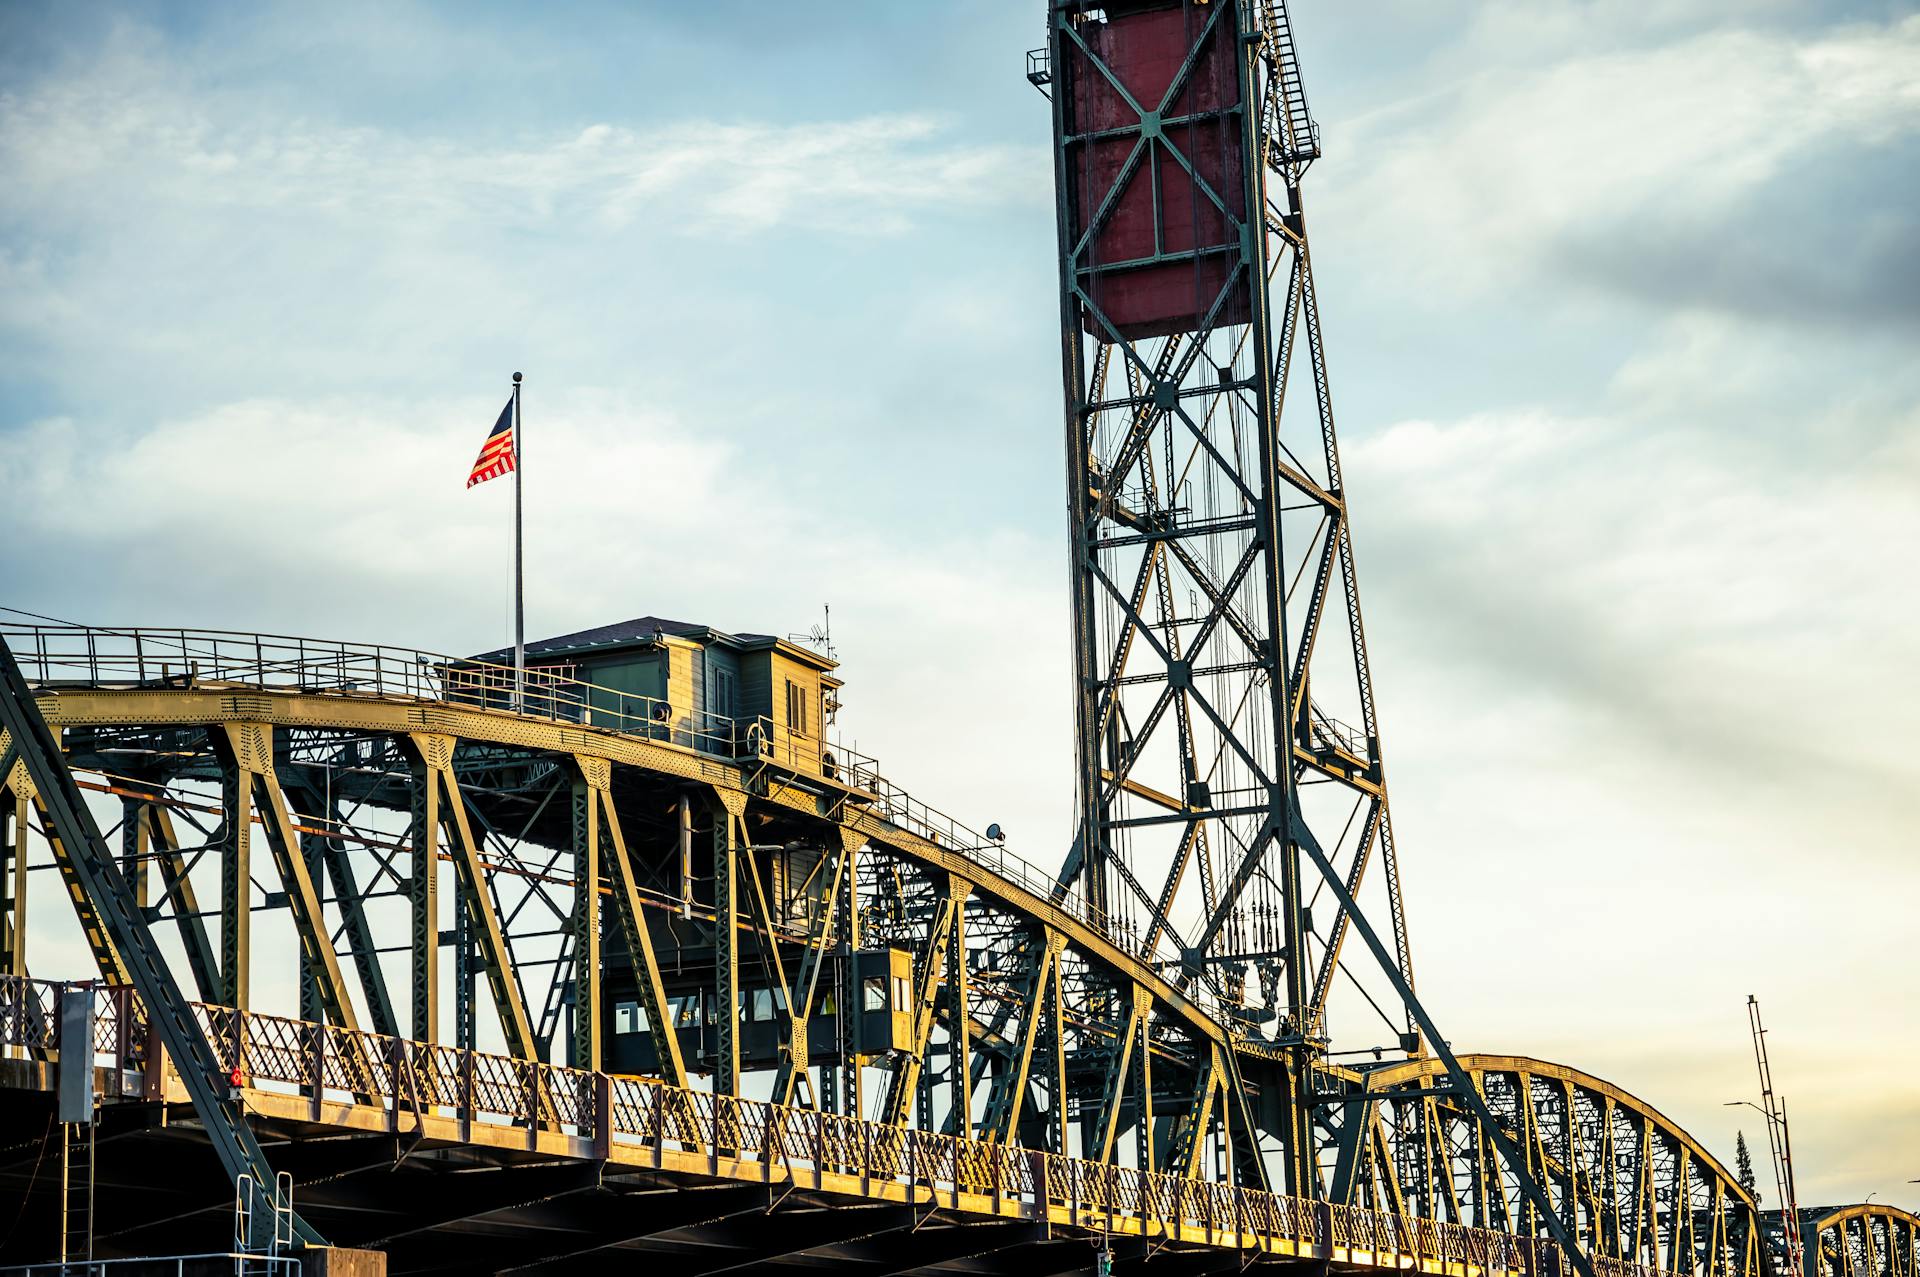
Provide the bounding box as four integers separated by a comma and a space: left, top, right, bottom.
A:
1323, 14, 1920, 297
3, 0, 1916, 1212
0, 389, 1074, 890
0, 47, 1040, 240
1354, 398, 1920, 812
1333, 382, 1920, 1204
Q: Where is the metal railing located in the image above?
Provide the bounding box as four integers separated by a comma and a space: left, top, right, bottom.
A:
1305, 700, 1368, 760
0, 621, 743, 756
3, 975, 1677, 1277
0, 1258, 299, 1277
1, 620, 1108, 944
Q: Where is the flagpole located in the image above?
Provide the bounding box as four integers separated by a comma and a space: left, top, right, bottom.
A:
511, 370, 524, 712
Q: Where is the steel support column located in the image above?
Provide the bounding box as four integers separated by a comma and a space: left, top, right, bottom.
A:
983, 929, 1064, 1144
214, 730, 258, 1011
569, 770, 602, 1072
880, 878, 960, 1127
237, 726, 361, 1032
711, 789, 748, 1097
126, 787, 221, 1004
581, 757, 686, 1089
407, 741, 440, 1044
1, 743, 29, 976
771, 826, 858, 1108
828, 824, 864, 1118
409, 732, 538, 1061
947, 880, 972, 1138
282, 772, 399, 1039
1089, 985, 1148, 1164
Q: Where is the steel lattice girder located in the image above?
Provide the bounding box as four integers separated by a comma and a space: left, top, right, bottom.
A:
0, 638, 326, 1245
1804, 1206, 1920, 1277
1323, 1054, 1774, 1277
1040, 0, 1416, 1069
29, 685, 1255, 1183
1038, 0, 1433, 1208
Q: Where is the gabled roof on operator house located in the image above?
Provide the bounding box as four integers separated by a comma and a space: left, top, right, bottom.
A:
469, 615, 838, 673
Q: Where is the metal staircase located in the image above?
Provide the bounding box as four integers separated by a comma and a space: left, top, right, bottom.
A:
1261, 0, 1322, 171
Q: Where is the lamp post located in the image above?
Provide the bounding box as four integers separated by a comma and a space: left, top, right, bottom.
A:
1725, 1099, 1804, 1275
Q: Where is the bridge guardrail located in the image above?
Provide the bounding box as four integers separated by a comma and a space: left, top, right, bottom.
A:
0, 620, 736, 755
0, 620, 1111, 948
3, 974, 1675, 1277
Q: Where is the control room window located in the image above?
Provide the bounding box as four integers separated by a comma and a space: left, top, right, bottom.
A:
614, 1001, 647, 1035
748, 987, 776, 1022
862, 975, 887, 1013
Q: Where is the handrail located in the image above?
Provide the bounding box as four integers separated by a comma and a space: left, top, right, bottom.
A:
0, 1258, 300, 1276
0, 620, 734, 751
3, 975, 1679, 1277
0, 620, 1112, 948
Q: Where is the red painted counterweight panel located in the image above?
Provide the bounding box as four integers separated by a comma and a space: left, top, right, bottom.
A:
1066, 2, 1248, 341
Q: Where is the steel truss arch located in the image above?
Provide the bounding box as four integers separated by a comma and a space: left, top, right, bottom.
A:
18, 663, 1284, 1194
1801, 1206, 1920, 1277
1324, 1054, 1767, 1277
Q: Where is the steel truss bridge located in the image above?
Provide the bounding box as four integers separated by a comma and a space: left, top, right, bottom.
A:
0, 2, 1909, 1274
0, 631, 1904, 1276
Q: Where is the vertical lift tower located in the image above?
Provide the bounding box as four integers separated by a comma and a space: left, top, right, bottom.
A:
1037, 6, 1593, 1267
1038, 0, 1414, 1196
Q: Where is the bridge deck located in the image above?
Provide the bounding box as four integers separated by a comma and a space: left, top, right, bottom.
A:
0, 977, 1642, 1277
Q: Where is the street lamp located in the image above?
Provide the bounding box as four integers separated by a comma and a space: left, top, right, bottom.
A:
1724, 1097, 1805, 1273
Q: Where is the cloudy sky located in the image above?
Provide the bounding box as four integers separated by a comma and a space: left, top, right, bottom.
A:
2, 0, 1916, 1208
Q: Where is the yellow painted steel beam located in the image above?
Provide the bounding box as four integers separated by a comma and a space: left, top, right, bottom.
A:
1293, 742, 1383, 796
1088, 985, 1145, 1164
986, 930, 1063, 1145
0, 980, 1658, 1277
1098, 769, 1196, 816
35, 686, 1234, 1054
1, 738, 34, 976
409, 732, 538, 1062
770, 826, 857, 1108
879, 885, 958, 1127
1360, 1053, 1762, 1219
6, 724, 132, 986
581, 759, 686, 1090
233, 725, 362, 1034
139, 795, 223, 1005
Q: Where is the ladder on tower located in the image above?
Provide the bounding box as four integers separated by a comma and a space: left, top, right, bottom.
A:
1259, 0, 1322, 170
1748, 995, 1804, 1277
61, 1119, 94, 1267
234, 1171, 296, 1275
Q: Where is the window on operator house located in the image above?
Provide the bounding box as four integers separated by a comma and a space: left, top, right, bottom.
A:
786, 679, 809, 736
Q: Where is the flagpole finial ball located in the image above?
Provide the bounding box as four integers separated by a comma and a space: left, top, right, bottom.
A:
512, 371, 522, 383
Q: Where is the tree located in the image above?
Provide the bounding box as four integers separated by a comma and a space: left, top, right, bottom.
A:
1735, 1131, 1762, 1204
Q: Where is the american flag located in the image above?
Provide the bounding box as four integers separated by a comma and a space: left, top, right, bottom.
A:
467, 398, 516, 488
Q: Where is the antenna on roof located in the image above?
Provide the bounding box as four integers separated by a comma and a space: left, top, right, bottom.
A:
789, 604, 835, 660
